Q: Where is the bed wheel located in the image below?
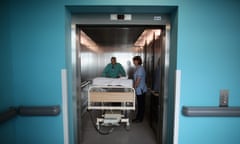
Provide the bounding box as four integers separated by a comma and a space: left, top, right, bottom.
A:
97, 125, 100, 130
125, 125, 130, 131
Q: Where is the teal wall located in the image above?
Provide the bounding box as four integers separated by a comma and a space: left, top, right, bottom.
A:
9, 0, 66, 143
1, 0, 240, 144
65, 8, 75, 144
178, 1, 240, 144
167, 9, 178, 144
0, 1, 12, 111
0, 1, 15, 144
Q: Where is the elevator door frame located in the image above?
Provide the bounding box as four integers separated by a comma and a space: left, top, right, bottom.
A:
71, 13, 172, 144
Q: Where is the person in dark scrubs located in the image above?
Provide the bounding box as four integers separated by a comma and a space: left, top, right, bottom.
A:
132, 56, 147, 122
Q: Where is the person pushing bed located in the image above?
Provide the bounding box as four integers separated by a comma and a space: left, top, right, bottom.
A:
102, 57, 126, 78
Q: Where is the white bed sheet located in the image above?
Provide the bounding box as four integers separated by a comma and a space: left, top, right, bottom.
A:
92, 77, 133, 88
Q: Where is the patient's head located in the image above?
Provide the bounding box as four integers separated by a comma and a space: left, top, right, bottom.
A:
111, 57, 117, 65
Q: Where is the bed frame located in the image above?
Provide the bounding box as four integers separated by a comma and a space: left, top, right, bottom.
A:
88, 85, 135, 129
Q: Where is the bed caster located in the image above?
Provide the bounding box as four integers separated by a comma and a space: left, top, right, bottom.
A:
125, 126, 130, 131
125, 124, 131, 131
96, 125, 100, 130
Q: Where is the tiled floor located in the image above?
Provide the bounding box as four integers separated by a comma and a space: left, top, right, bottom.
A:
81, 111, 157, 144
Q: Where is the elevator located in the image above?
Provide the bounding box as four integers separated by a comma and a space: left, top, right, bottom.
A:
69, 8, 177, 144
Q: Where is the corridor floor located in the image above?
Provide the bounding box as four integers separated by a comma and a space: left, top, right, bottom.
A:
81, 112, 157, 144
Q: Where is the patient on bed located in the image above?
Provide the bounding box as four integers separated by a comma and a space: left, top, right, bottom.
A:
101, 57, 126, 78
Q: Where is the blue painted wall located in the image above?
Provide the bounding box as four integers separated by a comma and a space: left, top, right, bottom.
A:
178, 1, 240, 144
9, 0, 66, 143
0, 1, 12, 110
1, 0, 240, 144
0, 1, 15, 144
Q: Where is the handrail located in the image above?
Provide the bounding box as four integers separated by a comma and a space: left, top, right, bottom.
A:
0, 105, 61, 124
19, 105, 60, 116
0, 108, 18, 124
182, 106, 240, 117
81, 80, 91, 88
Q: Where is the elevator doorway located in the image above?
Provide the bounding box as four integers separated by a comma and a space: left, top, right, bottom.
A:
69, 11, 177, 144
78, 26, 165, 144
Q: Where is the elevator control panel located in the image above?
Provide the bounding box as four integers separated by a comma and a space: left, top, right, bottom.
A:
219, 89, 229, 107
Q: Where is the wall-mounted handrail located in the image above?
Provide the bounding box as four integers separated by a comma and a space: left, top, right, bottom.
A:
182, 106, 240, 117
0, 108, 18, 124
81, 80, 91, 88
0, 105, 61, 124
19, 105, 60, 116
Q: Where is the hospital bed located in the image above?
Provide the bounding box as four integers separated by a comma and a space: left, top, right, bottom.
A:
88, 77, 135, 130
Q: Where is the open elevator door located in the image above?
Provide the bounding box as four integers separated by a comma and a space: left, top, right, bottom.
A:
71, 13, 172, 144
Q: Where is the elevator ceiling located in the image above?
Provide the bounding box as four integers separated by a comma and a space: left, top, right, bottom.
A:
81, 27, 145, 47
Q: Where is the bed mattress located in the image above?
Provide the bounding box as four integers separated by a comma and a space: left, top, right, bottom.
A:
92, 77, 133, 88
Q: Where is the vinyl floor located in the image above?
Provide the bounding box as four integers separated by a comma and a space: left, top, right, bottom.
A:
81, 111, 157, 144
